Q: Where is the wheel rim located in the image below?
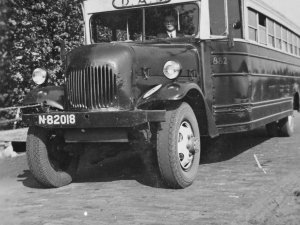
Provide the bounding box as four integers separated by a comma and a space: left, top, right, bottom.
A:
177, 121, 195, 171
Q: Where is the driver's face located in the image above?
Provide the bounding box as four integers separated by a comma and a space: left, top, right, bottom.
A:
164, 16, 176, 32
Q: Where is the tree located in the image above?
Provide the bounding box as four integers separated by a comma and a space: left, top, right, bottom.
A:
0, 0, 84, 107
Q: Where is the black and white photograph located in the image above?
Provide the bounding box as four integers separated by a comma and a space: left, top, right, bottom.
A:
0, 0, 300, 224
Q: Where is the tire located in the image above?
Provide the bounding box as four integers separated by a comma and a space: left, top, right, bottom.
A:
156, 102, 200, 189
266, 121, 279, 137
26, 127, 79, 188
279, 114, 294, 137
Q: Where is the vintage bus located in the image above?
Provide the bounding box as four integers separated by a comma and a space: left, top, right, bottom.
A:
22, 0, 300, 189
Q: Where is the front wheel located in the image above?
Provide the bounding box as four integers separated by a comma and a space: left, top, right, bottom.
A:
26, 127, 79, 188
156, 102, 200, 189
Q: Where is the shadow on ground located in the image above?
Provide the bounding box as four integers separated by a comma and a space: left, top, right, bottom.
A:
17, 127, 271, 189
17, 170, 45, 189
200, 127, 270, 164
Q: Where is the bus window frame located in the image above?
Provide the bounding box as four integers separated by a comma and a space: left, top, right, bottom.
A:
244, 0, 300, 59
87, 1, 202, 44
83, 0, 242, 43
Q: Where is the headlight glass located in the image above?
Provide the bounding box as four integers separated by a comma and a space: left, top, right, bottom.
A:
32, 68, 47, 85
163, 61, 182, 79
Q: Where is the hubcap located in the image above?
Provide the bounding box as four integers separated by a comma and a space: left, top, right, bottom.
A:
288, 115, 294, 132
177, 121, 196, 170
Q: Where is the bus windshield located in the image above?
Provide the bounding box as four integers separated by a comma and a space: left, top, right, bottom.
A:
91, 3, 199, 43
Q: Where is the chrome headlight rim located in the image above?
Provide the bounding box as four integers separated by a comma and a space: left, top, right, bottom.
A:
32, 68, 47, 85
163, 61, 182, 80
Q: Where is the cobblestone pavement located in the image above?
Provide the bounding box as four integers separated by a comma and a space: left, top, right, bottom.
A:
0, 116, 300, 225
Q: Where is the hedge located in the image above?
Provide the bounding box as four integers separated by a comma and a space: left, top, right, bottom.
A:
0, 0, 84, 108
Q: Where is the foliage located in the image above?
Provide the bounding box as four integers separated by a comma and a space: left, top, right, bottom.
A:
0, 0, 84, 107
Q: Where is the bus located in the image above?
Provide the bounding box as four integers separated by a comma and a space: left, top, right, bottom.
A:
22, 0, 300, 189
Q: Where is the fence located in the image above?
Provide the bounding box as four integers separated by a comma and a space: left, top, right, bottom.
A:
0, 104, 40, 129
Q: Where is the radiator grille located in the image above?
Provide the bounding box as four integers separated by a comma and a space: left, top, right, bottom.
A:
66, 65, 117, 109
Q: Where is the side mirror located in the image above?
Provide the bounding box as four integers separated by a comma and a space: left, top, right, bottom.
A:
227, 20, 241, 48
228, 23, 235, 48
233, 20, 242, 30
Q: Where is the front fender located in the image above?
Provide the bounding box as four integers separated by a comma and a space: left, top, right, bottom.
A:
23, 86, 65, 110
137, 82, 202, 107
137, 82, 219, 137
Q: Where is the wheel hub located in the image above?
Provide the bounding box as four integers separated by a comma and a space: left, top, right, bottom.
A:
177, 121, 199, 170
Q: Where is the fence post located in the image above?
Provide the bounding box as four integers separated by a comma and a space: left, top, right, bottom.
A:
13, 107, 21, 129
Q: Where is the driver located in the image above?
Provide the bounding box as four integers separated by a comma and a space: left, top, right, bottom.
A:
157, 14, 184, 38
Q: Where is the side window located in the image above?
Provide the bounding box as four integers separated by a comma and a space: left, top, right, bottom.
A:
248, 9, 257, 41
288, 31, 293, 54
282, 27, 287, 52
209, 0, 227, 35
258, 14, 267, 45
275, 23, 282, 49
293, 34, 297, 55
267, 19, 275, 47
247, 7, 299, 56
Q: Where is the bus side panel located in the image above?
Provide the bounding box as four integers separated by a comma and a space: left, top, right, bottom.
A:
246, 43, 300, 127
211, 40, 300, 133
211, 40, 252, 130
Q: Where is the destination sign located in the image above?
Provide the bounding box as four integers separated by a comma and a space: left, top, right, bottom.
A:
113, 0, 170, 9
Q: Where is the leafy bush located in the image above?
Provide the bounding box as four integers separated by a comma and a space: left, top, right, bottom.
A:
0, 0, 84, 107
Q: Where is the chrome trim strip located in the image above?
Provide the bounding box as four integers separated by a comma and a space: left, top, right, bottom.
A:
216, 110, 292, 128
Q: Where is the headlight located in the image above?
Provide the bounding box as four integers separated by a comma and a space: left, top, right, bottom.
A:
163, 61, 182, 79
32, 68, 47, 85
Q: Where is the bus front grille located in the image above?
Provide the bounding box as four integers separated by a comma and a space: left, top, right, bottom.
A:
67, 65, 117, 109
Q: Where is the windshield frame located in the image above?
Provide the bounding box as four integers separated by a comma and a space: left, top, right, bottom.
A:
89, 1, 201, 43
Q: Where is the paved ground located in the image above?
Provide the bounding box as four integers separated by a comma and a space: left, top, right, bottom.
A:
0, 117, 300, 225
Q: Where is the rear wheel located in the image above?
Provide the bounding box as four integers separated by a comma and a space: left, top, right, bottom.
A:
156, 102, 200, 189
26, 127, 79, 188
279, 114, 294, 137
266, 122, 279, 137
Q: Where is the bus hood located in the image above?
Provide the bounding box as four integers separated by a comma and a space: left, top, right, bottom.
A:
65, 43, 135, 110
65, 42, 200, 110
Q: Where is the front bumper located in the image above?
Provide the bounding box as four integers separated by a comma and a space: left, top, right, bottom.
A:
22, 110, 165, 128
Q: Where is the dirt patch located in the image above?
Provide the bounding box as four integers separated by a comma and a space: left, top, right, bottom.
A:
232, 173, 300, 225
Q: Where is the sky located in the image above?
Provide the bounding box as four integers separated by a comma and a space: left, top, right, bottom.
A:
262, 0, 300, 28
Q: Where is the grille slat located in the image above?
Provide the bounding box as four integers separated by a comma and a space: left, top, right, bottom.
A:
83, 68, 87, 107
67, 65, 117, 109
79, 70, 83, 108
100, 66, 104, 107
77, 71, 83, 107
70, 71, 74, 106
76, 70, 79, 107
93, 67, 96, 108
104, 66, 108, 106
96, 67, 100, 108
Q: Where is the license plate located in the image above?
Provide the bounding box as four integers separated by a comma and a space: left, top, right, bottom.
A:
38, 114, 76, 125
